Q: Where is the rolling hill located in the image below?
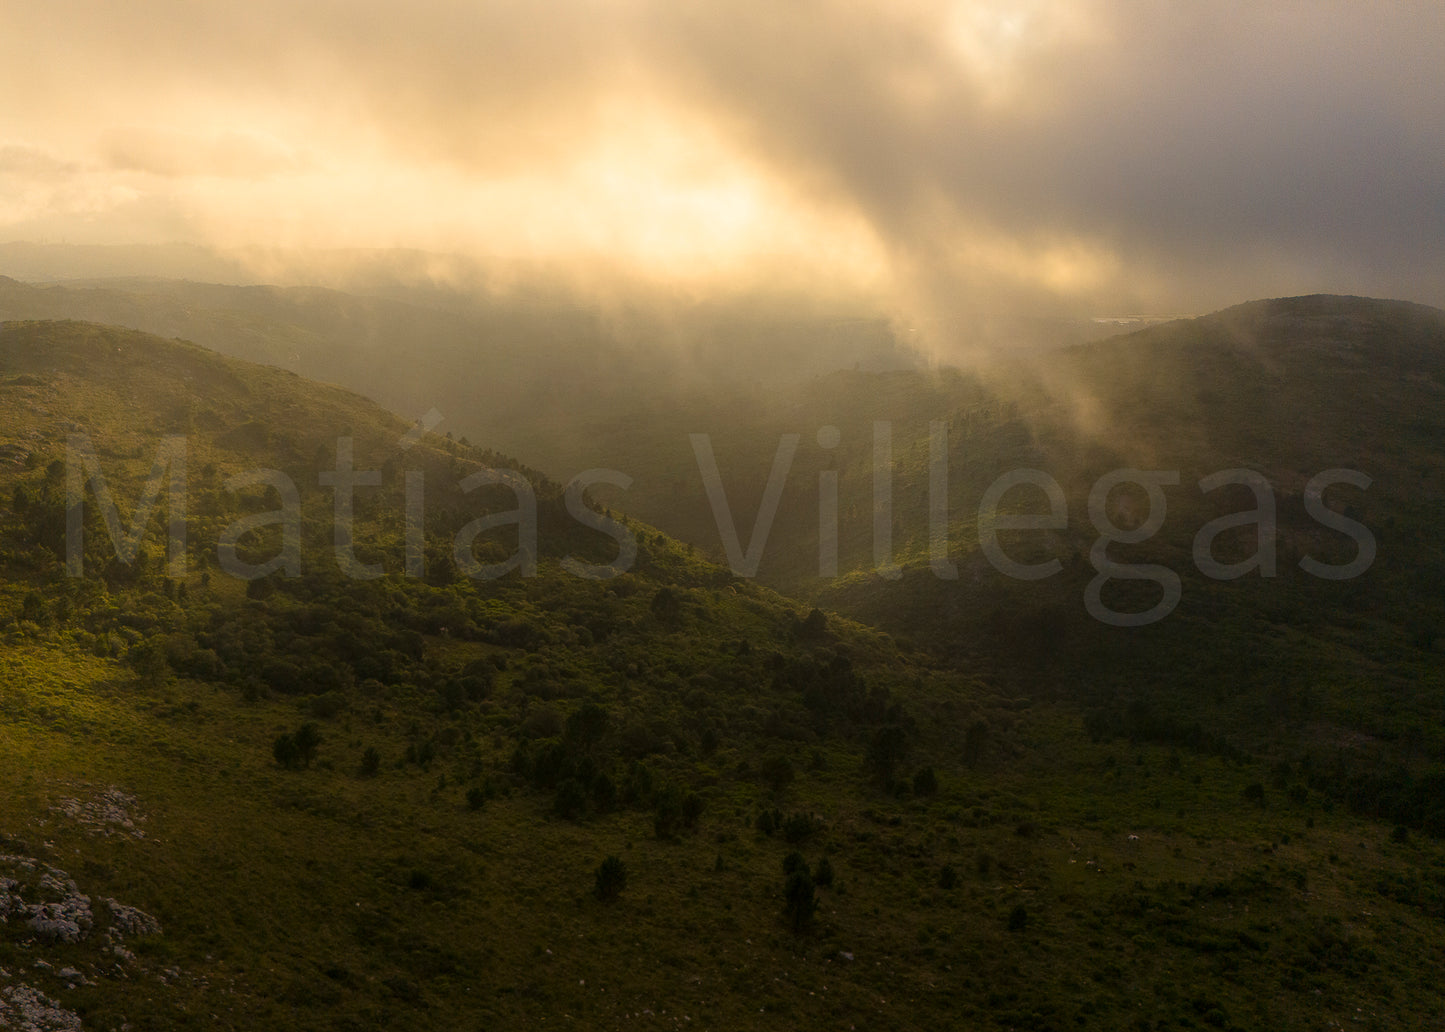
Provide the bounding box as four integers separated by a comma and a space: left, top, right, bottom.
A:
0, 316, 1441, 1029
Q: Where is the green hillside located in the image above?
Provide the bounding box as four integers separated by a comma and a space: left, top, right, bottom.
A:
0, 319, 1442, 1030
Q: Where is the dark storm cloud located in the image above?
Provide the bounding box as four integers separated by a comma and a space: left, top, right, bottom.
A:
635, 1, 1445, 310
1, 1, 1442, 321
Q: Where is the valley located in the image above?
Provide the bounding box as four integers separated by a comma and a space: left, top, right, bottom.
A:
0, 303, 1439, 1029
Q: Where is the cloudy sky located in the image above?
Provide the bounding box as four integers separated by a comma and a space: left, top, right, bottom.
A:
2, 0, 1443, 333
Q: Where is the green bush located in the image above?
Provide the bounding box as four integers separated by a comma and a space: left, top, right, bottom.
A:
681, 791, 704, 829
272, 722, 323, 770
653, 784, 683, 839
595, 855, 627, 901
553, 779, 587, 820
760, 755, 795, 793
294, 723, 322, 768
273, 733, 299, 770
814, 856, 835, 888
756, 808, 783, 836
912, 767, 939, 796
866, 724, 909, 785
784, 870, 817, 933
783, 812, 817, 844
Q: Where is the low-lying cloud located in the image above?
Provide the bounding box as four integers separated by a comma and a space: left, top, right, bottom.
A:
2, 0, 1442, 353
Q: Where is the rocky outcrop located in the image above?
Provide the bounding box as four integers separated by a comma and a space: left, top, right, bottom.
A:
0, 849, 164, 1030
0, 856, 93, 944
50, 788, 146, 839
0, 976, 84, 1031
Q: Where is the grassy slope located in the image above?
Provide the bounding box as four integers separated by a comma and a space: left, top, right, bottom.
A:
0, 319, 1441, 1030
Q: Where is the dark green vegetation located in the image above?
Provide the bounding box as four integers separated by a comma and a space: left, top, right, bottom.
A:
0, 309, 1442, 1029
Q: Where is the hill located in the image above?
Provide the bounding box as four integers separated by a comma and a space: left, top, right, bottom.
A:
0, 273, 922, 477
0, 318, 1441, 1029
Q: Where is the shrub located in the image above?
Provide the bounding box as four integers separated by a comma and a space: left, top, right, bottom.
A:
681, 791, 704, 829
699, 726, 720, 756
595, 855, 627, 901
866, 725, 909, 784
309, 691, 347, 720
467, 787, 486, 811
784, 870, 818, 933
938, 864, 957, 890
591, 772, 616, 813
1007, 904, 1028, 931
782, 851, 807, 876
360, 747, 382, 777
553, 779, 587, 820
565, 703, 610, 752
650, 587, 682, 624
293, 723, 322, 768
912, 767, 939, 797
273, 733, 299, 770
760, 755, 795, 793
440, 681, 467, 712
407, 739, 437, 770
783, 812, 818, 844
653, 784, 683, 839
814, 856, 835, 888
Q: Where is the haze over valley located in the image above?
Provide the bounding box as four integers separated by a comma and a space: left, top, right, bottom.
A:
1, 3, 1443, 1030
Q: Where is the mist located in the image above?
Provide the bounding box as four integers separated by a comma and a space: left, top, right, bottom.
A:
3, 1, 1444, 361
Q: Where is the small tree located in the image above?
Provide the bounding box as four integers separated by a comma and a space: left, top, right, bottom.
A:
866, 725, 909, 786
784, 869, 818, 933
293, 723, 322, 768
273, 733, 299, 770
813, 856, 835, 888
681, 791, 704, 830
650, 587, 682, 624
592, 772, 617, 813
565, 703, 610, 753
128, 638, 169, 687
760, 755, 795, 794
798, 608, 828, 639
653, 784, 683, 838
360, 747, 381, 777
783, 812, 817, 844
912, 767, 938, 796
595, 855, 627, 901
553, 778, 587, 820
